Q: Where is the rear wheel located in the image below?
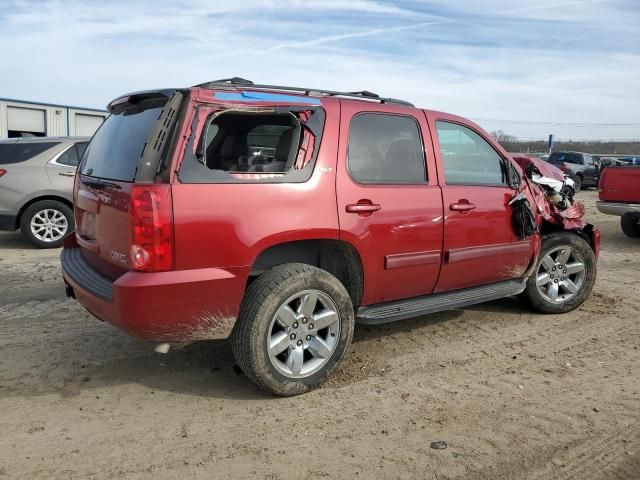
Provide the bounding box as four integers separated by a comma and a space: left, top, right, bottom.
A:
231, 264, 355, 396
621, 213, 640, 237
20, 200, 73, 248
522, 232, 596, 314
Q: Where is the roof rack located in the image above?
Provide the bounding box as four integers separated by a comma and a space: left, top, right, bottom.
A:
194, 78, 414, 107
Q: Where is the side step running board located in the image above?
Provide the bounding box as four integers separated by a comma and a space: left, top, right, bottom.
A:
357, 279, 526, 325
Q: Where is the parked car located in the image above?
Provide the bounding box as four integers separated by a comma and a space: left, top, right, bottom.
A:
61, 79, 599, 395
599, 157, 627, 167
547, 151, 598, 191
0, 137, 89, 247
597, 165, 640, 237
618, 156, 640, 166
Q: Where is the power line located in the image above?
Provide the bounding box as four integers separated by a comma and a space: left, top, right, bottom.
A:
472, 118, 640, 127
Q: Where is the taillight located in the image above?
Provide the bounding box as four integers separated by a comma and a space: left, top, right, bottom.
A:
560, 163, 569, 173
129, 185, 174, 272
0, 168, 6, 178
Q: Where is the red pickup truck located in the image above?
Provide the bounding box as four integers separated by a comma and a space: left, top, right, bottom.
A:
60, 79, 599, 395
597, 166, 640, 237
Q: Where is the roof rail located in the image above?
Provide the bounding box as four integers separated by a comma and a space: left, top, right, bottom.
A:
193, 78, 414, 107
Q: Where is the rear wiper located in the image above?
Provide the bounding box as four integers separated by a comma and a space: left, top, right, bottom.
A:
81, 178, 122, 190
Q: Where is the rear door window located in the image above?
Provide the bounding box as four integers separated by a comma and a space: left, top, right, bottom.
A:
0, 142, 61, 164
436, 121, 506, 185
347, 113, 426, 184
81, 106, 162, 181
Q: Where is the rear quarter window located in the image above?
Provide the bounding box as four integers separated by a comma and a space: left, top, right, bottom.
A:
81, 106, 163, 181
0, 142, 61, 164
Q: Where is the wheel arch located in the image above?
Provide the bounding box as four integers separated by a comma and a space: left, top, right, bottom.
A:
539, 221, 600, 260
249, 239, 364, 308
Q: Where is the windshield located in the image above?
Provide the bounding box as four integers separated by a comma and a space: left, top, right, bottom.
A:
81, 105, 162, 181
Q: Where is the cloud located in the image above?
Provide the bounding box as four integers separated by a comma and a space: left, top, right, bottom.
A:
0, 0, 638, 139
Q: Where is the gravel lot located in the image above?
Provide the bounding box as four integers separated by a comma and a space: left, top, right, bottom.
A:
0, 189, 638, 480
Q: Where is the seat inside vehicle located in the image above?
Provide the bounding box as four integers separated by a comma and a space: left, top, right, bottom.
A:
204, 111, 301, 173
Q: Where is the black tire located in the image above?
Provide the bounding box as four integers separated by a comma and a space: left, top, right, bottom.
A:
231, 263, 355, 396
621, 213, 640, 238
522, 232, 596, 314
19, 200, 74, 248
573, 175, 582, 192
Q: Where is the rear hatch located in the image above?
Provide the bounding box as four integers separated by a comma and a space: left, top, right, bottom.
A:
74, 90, 184, 279
599, 166, 640, 203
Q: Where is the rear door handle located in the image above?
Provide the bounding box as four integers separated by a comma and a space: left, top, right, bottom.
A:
449, 201, 476, 212
346, 202, 381, 215
58, 170, 76, 177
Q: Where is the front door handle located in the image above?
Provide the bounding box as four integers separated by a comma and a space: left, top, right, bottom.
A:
59, 171, 76, 177
449, 200, 476, 212
346, 201, 381, 216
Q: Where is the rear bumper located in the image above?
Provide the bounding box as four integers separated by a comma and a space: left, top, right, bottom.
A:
0, 213, 17, 231
596, 201, 640, 216
61, 247, 248, 341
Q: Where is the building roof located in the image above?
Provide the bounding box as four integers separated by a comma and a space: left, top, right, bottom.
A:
0, 97, 107, 113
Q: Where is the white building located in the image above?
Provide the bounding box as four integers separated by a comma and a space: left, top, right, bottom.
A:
0, 98, 107, 139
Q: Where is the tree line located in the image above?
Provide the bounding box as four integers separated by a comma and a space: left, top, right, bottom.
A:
490, 131, 640, 155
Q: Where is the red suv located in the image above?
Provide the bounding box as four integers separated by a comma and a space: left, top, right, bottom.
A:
61, 78, 599, 395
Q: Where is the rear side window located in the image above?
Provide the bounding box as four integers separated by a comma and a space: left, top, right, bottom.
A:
0, 142, 61, 164
76, 142, 88, 160
348, 113, 425, 184
81, 106, 162, 181
548, 152, 583, 165
56, 145, 80, 167
436, 121, 506, 186
178, 107, 325, 184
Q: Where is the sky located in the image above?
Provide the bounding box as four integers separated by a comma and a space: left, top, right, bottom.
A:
0, 0, 639, 141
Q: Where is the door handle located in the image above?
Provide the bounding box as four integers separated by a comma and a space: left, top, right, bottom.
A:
346, 202, 381, 215
59, 171, 76, 177
449, 201, 476, 212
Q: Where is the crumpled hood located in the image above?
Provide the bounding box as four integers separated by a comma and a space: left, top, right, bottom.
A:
510, 153, 587, 230
510, 153, 566, 182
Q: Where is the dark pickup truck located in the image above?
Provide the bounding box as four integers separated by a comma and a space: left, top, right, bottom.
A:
597, 166, 640, 237
548, 151, 599, 192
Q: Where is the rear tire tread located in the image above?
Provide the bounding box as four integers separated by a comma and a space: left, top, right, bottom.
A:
231, 263, 354, 396
621, 213, 640, 238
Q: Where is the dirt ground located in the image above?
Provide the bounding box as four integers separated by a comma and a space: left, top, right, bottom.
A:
0, 189, 638, 480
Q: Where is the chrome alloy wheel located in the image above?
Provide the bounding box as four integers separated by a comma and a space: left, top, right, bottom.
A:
267, 289, 341, 379
536, 246, 586, 304
30, 208, 68, 242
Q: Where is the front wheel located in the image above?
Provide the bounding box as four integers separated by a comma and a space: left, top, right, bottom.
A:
522, 232, 596, 314
231, 264, 355, 396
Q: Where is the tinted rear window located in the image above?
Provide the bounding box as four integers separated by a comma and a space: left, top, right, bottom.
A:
81, 106, 162, 181
0, 142, 61, 164
548, 152, 583, 164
